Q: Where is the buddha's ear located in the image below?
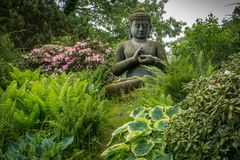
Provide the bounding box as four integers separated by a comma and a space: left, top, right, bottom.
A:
128, 28, 132, 39
147, 25, 152, 38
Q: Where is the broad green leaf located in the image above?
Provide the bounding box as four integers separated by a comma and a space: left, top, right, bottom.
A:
46, 87, 58, 108
41, 137, 55, 151
107, 124, 128, 146
131, 138, 154, 157
149, 106, 164, 121
59, 136, 74, 151
166, 106, 179, 118
127, 118, 151, 133
59, 78, 70, 99
30, 81, 45, 97
101, 143, 129, 158
6, 81, 18, 98
30, 104, 40, 123
125, 131, 145, 142
130, 106, 148, 118
13, 110, 29, 127
153, 119, 169, 132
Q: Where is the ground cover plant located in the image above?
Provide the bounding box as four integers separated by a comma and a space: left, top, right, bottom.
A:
101, 105, 180, 160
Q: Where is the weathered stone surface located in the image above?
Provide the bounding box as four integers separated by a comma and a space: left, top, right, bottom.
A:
106, 9, 167, 96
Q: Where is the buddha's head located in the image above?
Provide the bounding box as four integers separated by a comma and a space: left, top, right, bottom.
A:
128, 9, 152, 39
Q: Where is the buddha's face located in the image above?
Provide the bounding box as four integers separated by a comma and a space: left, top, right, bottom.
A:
130, 19, 150, 39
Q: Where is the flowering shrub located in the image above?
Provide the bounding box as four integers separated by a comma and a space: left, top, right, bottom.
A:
24, 41, 112, 73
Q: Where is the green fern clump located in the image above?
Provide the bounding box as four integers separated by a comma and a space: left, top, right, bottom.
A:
0, 66, 109, 158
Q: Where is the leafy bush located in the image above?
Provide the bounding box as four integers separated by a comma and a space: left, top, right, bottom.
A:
101, 105, 180, 160
4, 132, 73, 159
23, 41, 112, 74
0, 66, 109, 158
165, 53, 240, 159
171, 14, 237, 71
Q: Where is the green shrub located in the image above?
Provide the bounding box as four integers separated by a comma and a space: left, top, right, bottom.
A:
0, 66, 109, 158
171, 14, 237, 71
165, 53, 240, 159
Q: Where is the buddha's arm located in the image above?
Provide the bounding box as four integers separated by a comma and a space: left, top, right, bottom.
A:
112, 44, 138, 76
154, 43, 168, 71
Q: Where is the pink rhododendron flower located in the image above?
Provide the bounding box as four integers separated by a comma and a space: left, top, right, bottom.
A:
25, 41, 108, 74
32, 48, 41, 53
64, 57, 71, 62
43, 58, 51, 62
62, 64, 68, 70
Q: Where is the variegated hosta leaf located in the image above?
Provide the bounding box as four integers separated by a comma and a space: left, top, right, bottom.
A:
127, 118, 152, 133
125, 118, 152, 141
166, 106, 179, 118
128, 118, 151, 132
131, 138, 154, 157
149, 106, 164, 121
107, 124, 128, 146
101, 143, 129, 158
153, 119, 169, 132
151, 141, 167, 156
152, 153, 173, 160
130, 106, 149, 118
151, 132, 165, 144
125, 131, 145, 142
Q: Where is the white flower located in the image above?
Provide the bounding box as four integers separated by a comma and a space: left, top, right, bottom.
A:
224, 70, 231, 75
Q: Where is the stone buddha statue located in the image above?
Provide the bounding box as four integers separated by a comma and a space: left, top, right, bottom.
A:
106, 9, 167, 96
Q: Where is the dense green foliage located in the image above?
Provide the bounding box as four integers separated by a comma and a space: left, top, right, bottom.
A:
165, 53, 240, 159
0, 0, 71, 49
0, 0, 184, 50
102, 52, 240, 160
0, 2, 239, 159
0, 66, 109, 158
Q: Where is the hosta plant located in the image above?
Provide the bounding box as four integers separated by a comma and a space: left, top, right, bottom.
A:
101, 105, 180, 160
4, 132, 73, 159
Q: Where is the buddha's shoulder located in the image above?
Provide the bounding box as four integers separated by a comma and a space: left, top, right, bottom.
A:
117, 41, 128, 48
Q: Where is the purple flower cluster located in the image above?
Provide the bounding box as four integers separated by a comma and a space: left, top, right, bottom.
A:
24, 42, 112, 73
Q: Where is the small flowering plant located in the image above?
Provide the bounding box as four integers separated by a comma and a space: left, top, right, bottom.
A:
24, 41, 113, 74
